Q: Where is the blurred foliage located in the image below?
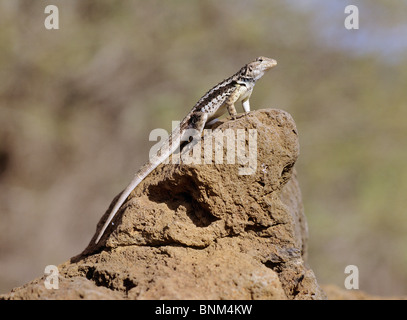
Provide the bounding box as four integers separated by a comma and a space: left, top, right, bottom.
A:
0, 0, 406, 296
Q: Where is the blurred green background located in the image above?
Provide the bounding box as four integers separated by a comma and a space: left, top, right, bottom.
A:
0, 0, 406, 296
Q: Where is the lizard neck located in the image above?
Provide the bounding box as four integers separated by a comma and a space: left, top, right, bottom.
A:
236, 76, 256, 90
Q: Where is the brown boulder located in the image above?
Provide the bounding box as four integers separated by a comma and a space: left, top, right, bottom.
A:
1, 109, 325, 300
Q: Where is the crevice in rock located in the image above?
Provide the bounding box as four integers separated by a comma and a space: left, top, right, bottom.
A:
147, 177, 219, 228
280, 162, 294, 182
114, 239, 211, 250
291, 274, 305, 297
263, 260, 284, 273
82, 265, 137, 293
244, 223, 269, 234
123, 278, 137, 294
84, 266, 114, 289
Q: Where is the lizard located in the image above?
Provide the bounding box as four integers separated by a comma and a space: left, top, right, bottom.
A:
94, 56, 277, 244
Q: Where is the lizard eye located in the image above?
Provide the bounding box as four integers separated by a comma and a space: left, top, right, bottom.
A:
257, 57, 263, 62
248, 66, 253, 72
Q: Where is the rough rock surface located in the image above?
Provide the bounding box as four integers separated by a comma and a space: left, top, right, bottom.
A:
1, 109, 326, 300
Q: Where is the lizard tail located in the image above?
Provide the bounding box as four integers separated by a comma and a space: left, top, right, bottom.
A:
94, 174, 143, 244
94, 130, 183, 244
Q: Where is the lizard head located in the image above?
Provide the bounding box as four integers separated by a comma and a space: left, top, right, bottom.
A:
241, 56, 277, 81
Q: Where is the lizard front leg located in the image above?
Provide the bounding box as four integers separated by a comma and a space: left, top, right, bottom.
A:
225, 85, 248, 120
241, 86, 253, 113
242, 98, 250, 113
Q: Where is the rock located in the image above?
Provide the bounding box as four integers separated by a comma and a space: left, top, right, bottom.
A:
1, 109, 325, 300
321, 285, 407, 300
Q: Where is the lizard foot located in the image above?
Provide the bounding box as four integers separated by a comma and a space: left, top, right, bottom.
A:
230, 113, 247, 120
